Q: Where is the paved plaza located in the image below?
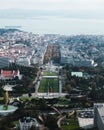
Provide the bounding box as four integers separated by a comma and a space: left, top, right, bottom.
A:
78, 117, 94, 129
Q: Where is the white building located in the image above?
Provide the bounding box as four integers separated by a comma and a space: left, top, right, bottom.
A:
31, 57, 39, 65
16, 57, 30, 66
19, 117, 39, 130
61, 55, 74, 65
73, 59, 94, 67
94, 103, 104, 130
71, 72, 83, 77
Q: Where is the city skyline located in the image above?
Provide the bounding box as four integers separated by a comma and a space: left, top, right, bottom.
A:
0, 0, 104, 34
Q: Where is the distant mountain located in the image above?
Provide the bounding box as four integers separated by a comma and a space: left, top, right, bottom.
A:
0, 28, 20, 35
0, 9, 62, 19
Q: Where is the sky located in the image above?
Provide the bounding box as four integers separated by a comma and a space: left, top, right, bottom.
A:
0, 0, 103, 10
0, 0, 104, 34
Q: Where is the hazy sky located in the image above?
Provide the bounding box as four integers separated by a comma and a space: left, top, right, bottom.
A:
0, 0, 103, 10
0, 0, 104, 34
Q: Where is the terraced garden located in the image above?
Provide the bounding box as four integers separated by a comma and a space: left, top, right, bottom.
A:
38, 71, 59, 93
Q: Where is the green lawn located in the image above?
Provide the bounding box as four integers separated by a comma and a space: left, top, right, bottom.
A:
39, 78, 59, 93
62, 119, 83, 130
43, 71, 57, 76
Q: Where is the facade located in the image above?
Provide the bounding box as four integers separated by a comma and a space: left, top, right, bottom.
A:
73, 59, 94, 67
94, 103, 104, 130
61, 56, 74, 65
16, 57, 30, 66
0, 57, 9, 68
19, 117, 39, 130
60, 45, 96, 67
31, 57, 39, 65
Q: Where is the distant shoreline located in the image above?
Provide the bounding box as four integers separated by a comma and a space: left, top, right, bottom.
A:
5, 26, 22, 29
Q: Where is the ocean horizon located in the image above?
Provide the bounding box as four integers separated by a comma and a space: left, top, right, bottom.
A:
0, 18, 104, 35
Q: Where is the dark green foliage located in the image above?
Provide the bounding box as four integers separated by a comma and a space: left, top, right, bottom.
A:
62, 65, 104, 102
44, 114, 58, 130
0, 64, 38, 95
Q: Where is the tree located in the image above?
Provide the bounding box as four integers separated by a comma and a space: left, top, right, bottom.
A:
69, 79, 76, 88
44, 115, 58, 130
65, 84, 72, 94
89, 81, 97, 100
30, 125, 37, 130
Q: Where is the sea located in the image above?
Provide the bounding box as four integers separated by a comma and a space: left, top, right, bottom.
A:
0, 18, 103, 35
0, 18, 69, 34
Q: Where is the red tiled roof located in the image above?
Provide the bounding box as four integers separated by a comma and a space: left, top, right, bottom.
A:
1, 70, 19, 78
